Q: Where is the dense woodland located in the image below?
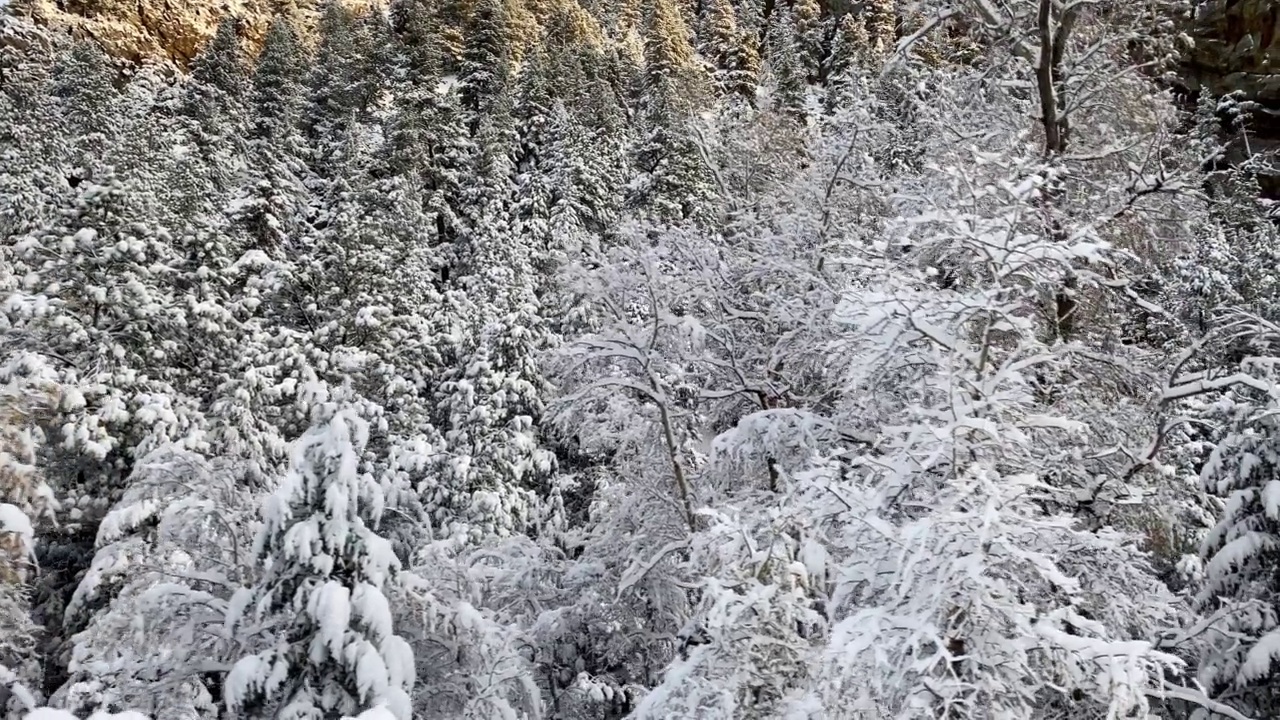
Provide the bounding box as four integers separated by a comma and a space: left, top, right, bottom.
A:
4, 0, 1280, 717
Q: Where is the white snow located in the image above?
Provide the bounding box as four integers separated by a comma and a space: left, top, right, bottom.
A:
1264, 480, 1280, 520
1242, 628, 1280, 682
24, 711, 79, 720
380, 635, 416, 691
0, 502, 33, 546
309, 581, 352, 662
343, 706, 399, 720
95, 498, 159, 545
352, 582, 393, 641
345, 638, 390, 701
224, 655, 267, 711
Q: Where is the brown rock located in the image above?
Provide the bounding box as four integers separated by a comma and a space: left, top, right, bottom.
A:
15, 0, 603, 66
1185, 0, 1280, 103
16, 0, 376, 66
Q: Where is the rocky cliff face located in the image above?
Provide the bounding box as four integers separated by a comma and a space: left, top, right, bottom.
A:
1181, 0, 1280, 193
16, 0, 375, 65
13, 0, 602, 68
15, 0, 1277, 110
1185, 0, 1280, 104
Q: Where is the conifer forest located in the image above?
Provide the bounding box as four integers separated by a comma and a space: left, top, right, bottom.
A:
8, 0, 1280, 716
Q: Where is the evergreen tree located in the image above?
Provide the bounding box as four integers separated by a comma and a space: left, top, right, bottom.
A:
386, 0, 473, 272
824, 12, 869, 111
699, 0, 760, 100
251, 18, 305, 144
764, 7, 806, 116
182, 18, 248, 168
47, 41, 120, 170
456, 108, 518, 295
352, 7, 396, 120
231, 17, 310, 268
224, 412, 415, 720
2, 169, 196, 512
437, 107, 555, 539
513, 47, 562, 268
0, 20, 58, 244
630, 0, 714, 222
458, 0, 513, 134
305, 0, 362, 175
789, 0, 824, 80
864, 0, 896, 64
1167, 93, 1280, 335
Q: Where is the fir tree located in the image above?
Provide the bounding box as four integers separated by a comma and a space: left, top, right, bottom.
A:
391, 0, 445, 78
0, 24, 58, 244
1167, 92, 1280, 335
305, 0, 362, 175
864, 0, 896, 64
789, 0, 824, 80
2, 168, 197, 519
47, 41, 120, 170
699, 0, 760, 100
630, 0, 714, 222
1195, 371, 1280, 716
824, 12, 869, 111
182, 18, 248, 164
764, 6, 806, 116
352, 7, 396, 120
458, 0, 513, 134
513, 47, 561, 266
251, 18, 305, 144
224, 411, 415, 720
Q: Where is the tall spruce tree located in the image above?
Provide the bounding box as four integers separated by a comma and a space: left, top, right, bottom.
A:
630, 0, 714, 222
224, 412, 415, 720
305, 0, 362, 177
251, 19, 305, 144
699, 0, 760, 100
824, 12, 869, 112
182, 18, 248, 171
458, 0, 513, 135
764, 6, 806, 116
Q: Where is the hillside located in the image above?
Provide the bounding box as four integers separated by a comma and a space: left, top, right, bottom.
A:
11, 0, 604, 63
4, 0, 1280, 719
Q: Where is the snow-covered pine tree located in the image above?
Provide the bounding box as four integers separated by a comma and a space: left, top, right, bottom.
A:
863, 0, 896, 63
229, 15, 311, 309
384, 12, 473, 286
428, 101, 556, 539
0, 383, 56, 718
2, 168, 195, 506
698, 0, 759, 100
53, 449, 253, 719
45, 41, 119, 172
763, 6, 805, 117
788, 0, 824, 81
224, 411, 415, 720
305, 0, 362, 179
0, 16, 59, 246
350, 7, 396, 121
1193, 355, 1280, 716
250, 18, 305, 146
1171, 98, 1280, 716
1166, 93, 1280, 337
458, 0, 513, 135
823, 12, 869, 112
181, 18, 248, 181
630, 0, 714, 223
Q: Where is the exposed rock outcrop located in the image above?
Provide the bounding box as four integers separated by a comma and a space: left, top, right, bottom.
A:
14, 0, 375, 65
1182, 1, 1280, 192
1185, 0, 1280, 104
11, 0, 603, 67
